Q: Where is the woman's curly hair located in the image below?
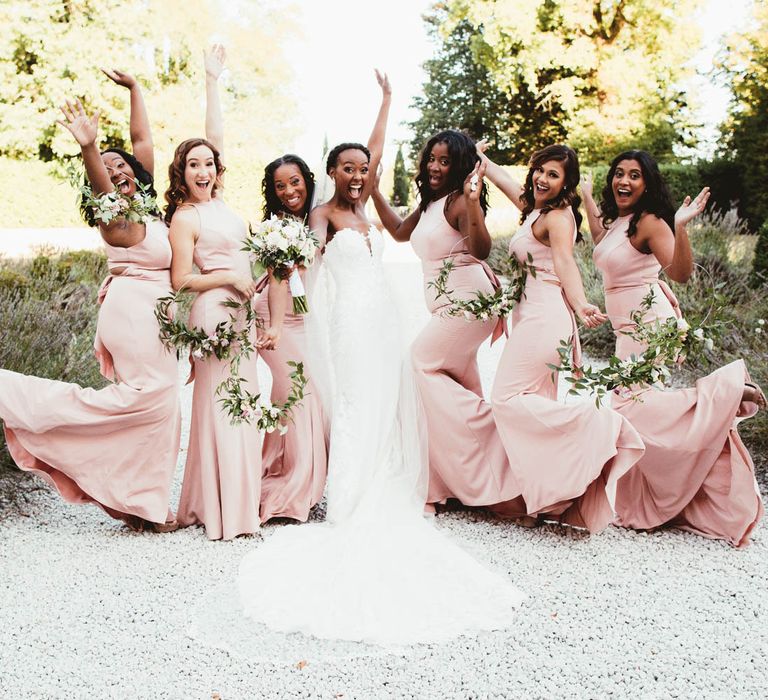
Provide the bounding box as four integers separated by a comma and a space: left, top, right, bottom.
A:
520, 144, 583, 241
262, 154, 315, 221
163, 138, 225, 224
415, 129, 488, 214
599, 150, 675, 237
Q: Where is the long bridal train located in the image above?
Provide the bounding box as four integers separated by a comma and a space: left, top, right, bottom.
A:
191, 226, 524, 658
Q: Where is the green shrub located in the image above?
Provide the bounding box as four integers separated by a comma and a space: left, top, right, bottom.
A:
751, 221, 768, 286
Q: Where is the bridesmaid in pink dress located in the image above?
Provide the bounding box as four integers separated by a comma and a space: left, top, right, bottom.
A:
480, 144, 645, 533
168, 46, 265, 540
0, 82, 181, 531
582, 150, 765, 547
255, 155, 328, 523
372, 130, 523, 510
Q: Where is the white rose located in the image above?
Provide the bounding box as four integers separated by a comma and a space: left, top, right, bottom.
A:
676, 318, 690, 332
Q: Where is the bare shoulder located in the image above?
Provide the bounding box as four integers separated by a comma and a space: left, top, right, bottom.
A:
635, 211, 672, 241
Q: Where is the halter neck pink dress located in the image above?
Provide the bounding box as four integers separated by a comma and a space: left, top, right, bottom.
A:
410, 194, 522, 510
254, 265, 328, 523
490, 208, 644, 533
593, 216, 763, 547
0, 219, 180, 526
175, 198, 262, 540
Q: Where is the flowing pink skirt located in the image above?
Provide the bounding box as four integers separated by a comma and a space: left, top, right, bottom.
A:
0, 273, 180, 525
491, 278, 644, 532
414, 264, 521, 508
177, 286, 261, 540
255, 293, 327, 522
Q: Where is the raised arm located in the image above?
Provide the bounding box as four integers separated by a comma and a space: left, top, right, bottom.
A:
579, 173, 606, 244
370, 164, 420, 242
102, 68, 154, 177
640, 187, 709, 284
361, 70, 391, 202
547, 210, 606, 328
455, 160, 491, 259
57, 99, 112, 195
204, 44, 226, 161
476, 139, 525, 211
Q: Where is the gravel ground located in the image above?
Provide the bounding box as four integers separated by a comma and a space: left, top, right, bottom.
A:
1, 245, 766, 699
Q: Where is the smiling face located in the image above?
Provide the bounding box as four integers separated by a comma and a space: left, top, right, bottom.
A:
102, 152, 137, 197
273, 163, 307, 215
531, 159, 566, 206
612, 159, 645, 215
330, 148, 369, 204
183, 144, 217, 202
426, 141, 452, 196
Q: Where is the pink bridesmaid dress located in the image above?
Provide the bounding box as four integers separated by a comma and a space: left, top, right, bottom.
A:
593, 215, 764, 547
254, 283, 328, 523
0, 220, 181, 526
491, 209, 644, 533
410, 194, 523, 509
176, 199, 262, 540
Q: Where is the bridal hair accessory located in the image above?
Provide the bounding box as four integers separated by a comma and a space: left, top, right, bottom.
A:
155, 292, 307, 429
244, 216, 318, 314
550, 273, 726, 407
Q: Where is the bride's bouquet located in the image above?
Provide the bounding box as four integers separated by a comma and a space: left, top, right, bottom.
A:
244, 216, 318, 314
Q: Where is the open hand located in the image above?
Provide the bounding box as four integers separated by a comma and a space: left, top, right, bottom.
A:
576, 303, 607, 329
463, 160, 486, 201
101, 68, 137, 89
375, 69, 391, 97
580, 173, 593, 200
675, 187, 710, 228
56, 98, 100, 147
204, 43, 227, 80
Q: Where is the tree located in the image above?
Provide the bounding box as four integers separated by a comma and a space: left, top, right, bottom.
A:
423, 0, 703, 164
408, 9, 567, 165
718, 2, 768, 232
0, 0, 298, 219
391, 145, 410, 207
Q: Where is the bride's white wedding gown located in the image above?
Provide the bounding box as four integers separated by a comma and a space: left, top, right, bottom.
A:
192, 226, 524, 658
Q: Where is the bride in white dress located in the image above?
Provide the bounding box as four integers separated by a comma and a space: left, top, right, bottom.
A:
193, 73, 524, 659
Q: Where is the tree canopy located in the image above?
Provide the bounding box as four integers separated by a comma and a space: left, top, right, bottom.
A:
410, 0, 704, 165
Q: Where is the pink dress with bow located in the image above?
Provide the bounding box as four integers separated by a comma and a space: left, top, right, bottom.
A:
490, 209, 645, 533
410, 194, 521, 508
175, 199, 262, 540
594, 216, 763, 546
0, 219, 180, 526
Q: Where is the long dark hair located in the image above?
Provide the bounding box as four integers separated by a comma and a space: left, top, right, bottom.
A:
79, 148, 158, 227
163, 138, 225, 224
261, 154, 315, 221
600, 150, 675, 237
415, 129, 488, 213
521, 144, 582, 239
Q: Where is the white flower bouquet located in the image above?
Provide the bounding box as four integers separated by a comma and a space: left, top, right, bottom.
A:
244, 216, 318, 314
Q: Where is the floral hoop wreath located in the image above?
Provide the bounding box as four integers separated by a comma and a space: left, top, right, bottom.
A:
154, 291, 307, 429
550, 264, 726, 407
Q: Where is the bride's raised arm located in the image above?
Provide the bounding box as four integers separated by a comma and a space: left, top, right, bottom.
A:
361, 70, 391, 203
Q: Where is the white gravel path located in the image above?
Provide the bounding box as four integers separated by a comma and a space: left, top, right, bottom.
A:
1, 242, 766, 699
